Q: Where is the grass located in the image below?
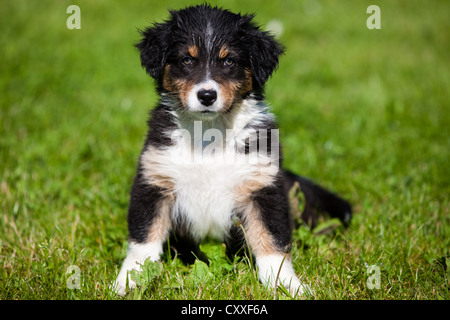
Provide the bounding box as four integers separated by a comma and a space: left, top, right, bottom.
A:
0, 0, 448, 300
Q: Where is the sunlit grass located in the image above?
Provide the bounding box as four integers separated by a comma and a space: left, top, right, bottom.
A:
0, 0, 448, 300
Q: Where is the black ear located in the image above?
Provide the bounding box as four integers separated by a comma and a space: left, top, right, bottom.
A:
248, 28, 284, 87
135, 23, 169, 79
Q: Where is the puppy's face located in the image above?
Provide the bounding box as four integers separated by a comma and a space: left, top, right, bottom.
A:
161, 43, 253, 117
136, 5, 283, 118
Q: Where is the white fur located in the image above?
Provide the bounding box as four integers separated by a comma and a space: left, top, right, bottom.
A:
112, 241, 163, 295
256, 255, 312, 297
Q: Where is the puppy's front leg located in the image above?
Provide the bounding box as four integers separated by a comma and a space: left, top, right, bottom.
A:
113, 178, 172, 296
242, 189, 311, 297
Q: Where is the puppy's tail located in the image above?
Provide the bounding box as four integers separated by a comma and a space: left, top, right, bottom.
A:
283, 170, 352, 229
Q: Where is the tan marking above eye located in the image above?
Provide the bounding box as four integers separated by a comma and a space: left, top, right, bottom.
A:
219, 45, 229, 59
188, 45, 199, 58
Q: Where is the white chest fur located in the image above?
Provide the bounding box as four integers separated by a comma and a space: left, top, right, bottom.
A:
140, 99, 280, 241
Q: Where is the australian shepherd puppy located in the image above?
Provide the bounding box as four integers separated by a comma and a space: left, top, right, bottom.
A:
113, 4, 352, 297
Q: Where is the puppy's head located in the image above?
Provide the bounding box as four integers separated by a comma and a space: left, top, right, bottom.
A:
136, 4, 283, 118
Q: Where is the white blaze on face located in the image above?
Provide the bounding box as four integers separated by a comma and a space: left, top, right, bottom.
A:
187, 79, 223, 113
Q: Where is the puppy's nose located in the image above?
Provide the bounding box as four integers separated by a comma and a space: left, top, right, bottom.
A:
197, 89, 217, 107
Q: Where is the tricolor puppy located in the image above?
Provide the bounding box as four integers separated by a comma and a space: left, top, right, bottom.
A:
113, 4, 352, 296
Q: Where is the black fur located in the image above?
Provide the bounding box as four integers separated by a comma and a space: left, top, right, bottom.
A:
127, 172, 165, 243
144, 105, 178, 149
283, 170, 352, 229
251, 171, 293, 249
136, 5, 283, 96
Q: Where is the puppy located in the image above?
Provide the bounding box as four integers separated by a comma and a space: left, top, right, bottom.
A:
113, 4, 351, 297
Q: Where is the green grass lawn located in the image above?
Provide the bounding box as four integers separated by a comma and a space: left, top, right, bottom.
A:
0, 0, 448, 300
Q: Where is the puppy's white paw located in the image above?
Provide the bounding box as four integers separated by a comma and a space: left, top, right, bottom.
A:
111, 268, 136, 296
111, 241, 163, 296
256, 254, 312, 297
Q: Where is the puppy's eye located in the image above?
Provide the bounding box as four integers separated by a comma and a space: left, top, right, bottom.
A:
223, 58, 234, 67
181, 57, 193, 65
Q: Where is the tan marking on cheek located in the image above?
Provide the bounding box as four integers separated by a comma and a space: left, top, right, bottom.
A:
162, 65, 195, 109
219, 46, 229, 59
175, 80, 196, 109
220, 81, 241, 111
188, 45, 199, 58
241, 68, 253, 93
219, 71, 253, 111
162, 65, 176, 92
